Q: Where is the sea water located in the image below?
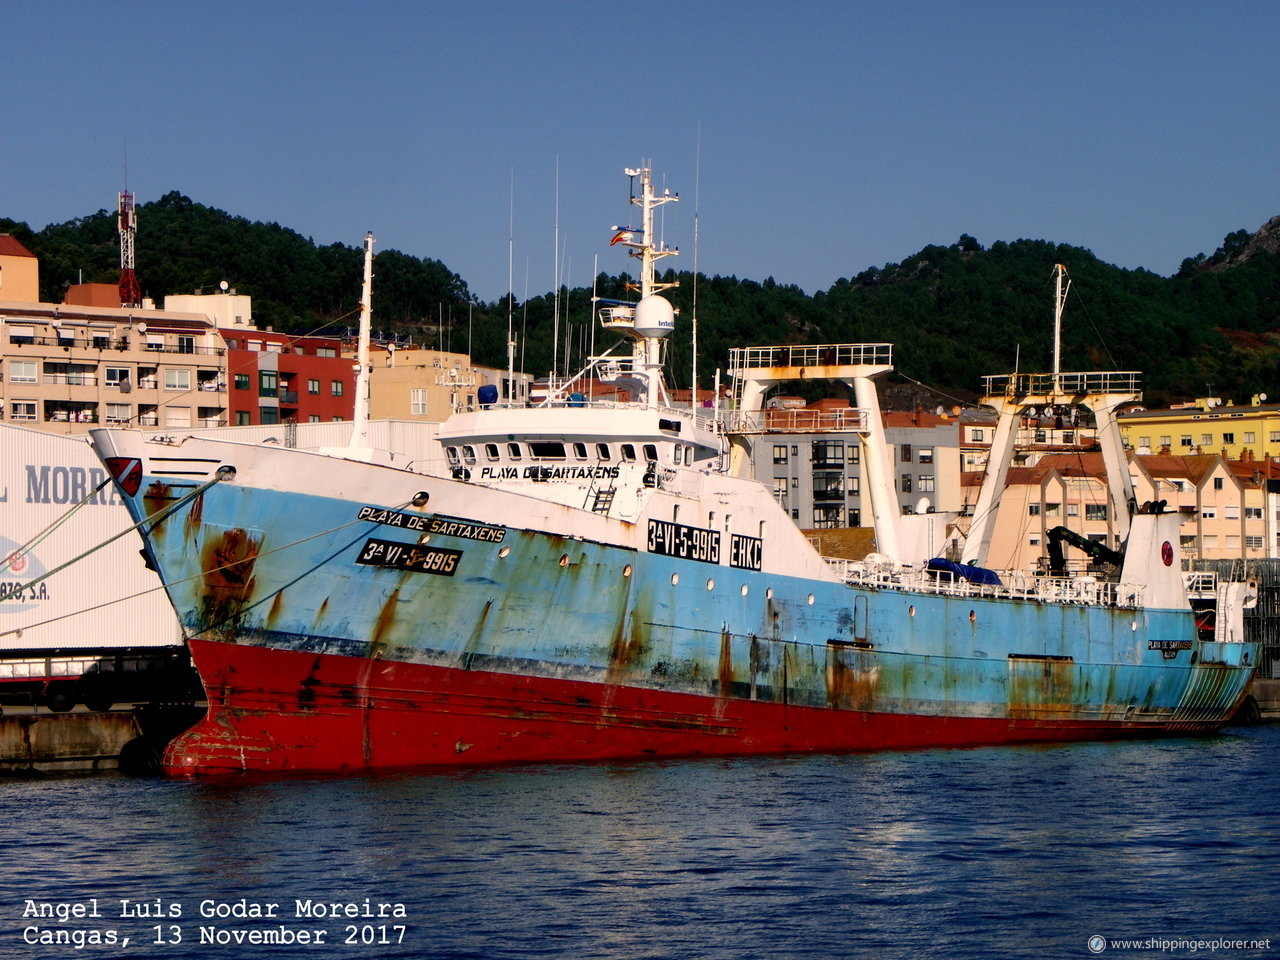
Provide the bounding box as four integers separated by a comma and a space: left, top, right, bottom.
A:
2, 727, 1277, 959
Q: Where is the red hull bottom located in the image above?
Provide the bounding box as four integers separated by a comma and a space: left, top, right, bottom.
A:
165, 639, 1223, 777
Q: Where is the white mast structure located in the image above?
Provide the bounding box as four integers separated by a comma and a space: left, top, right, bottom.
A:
351, 232, 375, 447
600, 167, 679, 410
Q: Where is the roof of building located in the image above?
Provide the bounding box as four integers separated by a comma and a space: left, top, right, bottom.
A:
1138, 454, 1221, 485
0, 234, 36, 258
882, 410, 953, 429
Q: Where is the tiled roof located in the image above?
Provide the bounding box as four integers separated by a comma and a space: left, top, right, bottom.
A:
0, 234, 36, 258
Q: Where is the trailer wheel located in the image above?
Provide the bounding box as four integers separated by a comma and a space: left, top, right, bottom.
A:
44, 691, 76, 713
85, 696, 114, 713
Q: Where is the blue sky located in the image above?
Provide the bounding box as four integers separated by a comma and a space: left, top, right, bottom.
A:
3, 1, 1276, 304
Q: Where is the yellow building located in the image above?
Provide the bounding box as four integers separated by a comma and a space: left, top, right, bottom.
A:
0, 235, 40, 303
1120, 399, 1280, 461
359, 346, 532, 422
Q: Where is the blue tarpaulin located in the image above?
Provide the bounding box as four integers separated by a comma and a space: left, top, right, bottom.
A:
925, 558, 1003, 586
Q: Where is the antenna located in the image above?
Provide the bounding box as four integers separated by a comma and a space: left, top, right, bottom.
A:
691, 124, 702, 408
506, 168, 516, 403
552, 156, 561, 380
117, 190, 141, 308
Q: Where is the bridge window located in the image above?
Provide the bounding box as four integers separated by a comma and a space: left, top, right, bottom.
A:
484, 444, 500, 461
507, 442, 523, 460
528, 441, 566, 460
573, 442, 588, 460
597, 443, 611, 460
621, 444, 637, 461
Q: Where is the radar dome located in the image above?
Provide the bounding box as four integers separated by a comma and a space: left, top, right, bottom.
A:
633, 295, 675, 338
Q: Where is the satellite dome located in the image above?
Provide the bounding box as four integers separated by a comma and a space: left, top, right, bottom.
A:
632, 295, 675, 338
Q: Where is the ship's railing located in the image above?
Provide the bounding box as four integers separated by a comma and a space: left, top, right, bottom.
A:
728, 407, 870, 434
981, 370, 1141, 398
729, 343, 893, 372
826, 557, 1146, 609
1184, 571, 1218, 597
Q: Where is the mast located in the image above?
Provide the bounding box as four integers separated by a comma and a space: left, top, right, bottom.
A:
1052, 263, 1069, 391
351, 232, 375, 447
604, 167, 678, 409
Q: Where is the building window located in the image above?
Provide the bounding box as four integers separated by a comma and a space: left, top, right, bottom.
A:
1181, 435, 1193, 447
1067, 503, 1079, 516
1202, 434, 1213, 445
234, 374, 250, 390
1138, 436, 1150, 448
900, 444, 912, 463
1223, 432, 1235, 444
177, 335, 195, 354
812, 506, 844, 529
145, 334, 165, 351
1244, 432, 1256, 444
772, 477, 788, 503
918, 475, 935, 493
105, 366, 130, 387
846, 476, 860, 496
1246, 536, 1264, 550
9, 360, 36, 383
1270, 432, 1280, 443
163, 406, 191, 428
1213, 477, 1224, 490
1159, 435, 1171, 448
317, 347, 337, 358
1201, 507, 1217, 519
813, 472, 843, 502
164, 369, 191, 391
847, 446, 859, 464
308, 379, 320, 395
10, 401, 37, 421
971, 429, 984, 442
105, 403, 130, 424
1246, 507, 1263, 520
1225, 505, 1240, 520
410, 389, 427, 415
772, 445, 788, 464
918, 447, 934, 464
812, 441, 844, 466
1045, 503, 1060, 516
1029, 503, 1041, 516
332, 380, 345, 396
1085, 503, 1108, 521
259, 371, 278, 397
900, 473, 912, 493
260, 407, 280, 425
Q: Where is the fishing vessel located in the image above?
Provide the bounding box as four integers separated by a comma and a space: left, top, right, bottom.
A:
90, 168, 1258, 776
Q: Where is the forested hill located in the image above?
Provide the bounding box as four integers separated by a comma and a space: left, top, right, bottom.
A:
3, 194, 1277, 407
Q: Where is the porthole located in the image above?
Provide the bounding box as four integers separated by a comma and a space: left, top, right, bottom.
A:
559, 554, 570, 567
706, 578, 715, 591
740, 584, 749, 597
969, 610, 976, 623
765, 588, 774, 600
671, 573, 680, 585
623, 564, 633, 578
417, 534, 431, 545
807, 594, 815, 605
498, 546, 511, 559
909, 605, 916, 617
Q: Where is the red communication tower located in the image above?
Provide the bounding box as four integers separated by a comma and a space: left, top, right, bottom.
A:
118, 190, 141, 307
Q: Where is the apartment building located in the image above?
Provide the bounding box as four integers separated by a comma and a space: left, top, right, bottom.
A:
973, 451, 1270, 572
747, 398, 961, 529
1120, 399, 1280, 460
1, 306, 226, 434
